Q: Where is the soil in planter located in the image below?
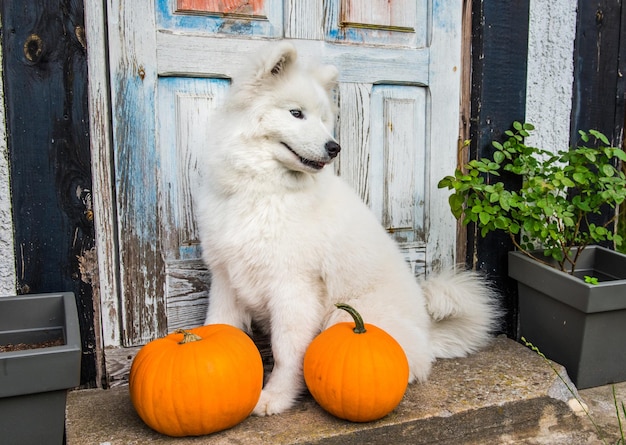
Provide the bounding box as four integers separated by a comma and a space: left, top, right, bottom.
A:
0, 328, 65, 353
0, 337, 64, 352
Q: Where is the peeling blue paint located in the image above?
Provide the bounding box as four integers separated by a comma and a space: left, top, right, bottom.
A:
431, 0, 458, 35
179, 244, 202, 260
157, 0, 279, 36
113, 71, 159, 244
157, 77, 230, 261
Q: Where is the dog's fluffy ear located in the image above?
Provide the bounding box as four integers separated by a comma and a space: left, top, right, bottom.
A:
314, 65, 339, 92
257, 42, 297, 80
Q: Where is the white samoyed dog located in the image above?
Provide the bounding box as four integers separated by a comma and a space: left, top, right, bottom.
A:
193, 42, 500, 416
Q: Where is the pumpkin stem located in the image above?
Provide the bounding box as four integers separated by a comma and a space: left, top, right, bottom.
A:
175, 329, 202, 344
335, 303, 367, 334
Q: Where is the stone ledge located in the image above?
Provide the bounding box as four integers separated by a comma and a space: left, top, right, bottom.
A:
65, 337, 600, 444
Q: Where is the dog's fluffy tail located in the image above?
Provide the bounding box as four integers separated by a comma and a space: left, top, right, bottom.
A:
419, 268, 501, 358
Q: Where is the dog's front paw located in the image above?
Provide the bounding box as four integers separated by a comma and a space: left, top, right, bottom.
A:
252, 389, 295, 416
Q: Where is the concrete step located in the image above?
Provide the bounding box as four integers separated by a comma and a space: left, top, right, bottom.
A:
65, 337, 606, 444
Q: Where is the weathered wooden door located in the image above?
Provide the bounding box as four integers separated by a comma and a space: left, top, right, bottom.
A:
98, 0, 463, 358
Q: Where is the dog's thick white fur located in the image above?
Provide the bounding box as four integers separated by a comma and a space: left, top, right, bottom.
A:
193, 42, 500, 416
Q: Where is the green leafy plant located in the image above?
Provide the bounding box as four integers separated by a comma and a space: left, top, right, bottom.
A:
438, 122, 626, 274
584, 275, 599, 285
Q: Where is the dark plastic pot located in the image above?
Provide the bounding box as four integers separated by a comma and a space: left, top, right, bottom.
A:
509, 246, 626, 389
0, 292, 82, 445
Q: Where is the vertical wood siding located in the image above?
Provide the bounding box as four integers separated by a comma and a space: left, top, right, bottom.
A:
570, 1, 626, 146
1, 0, 97, 386
469, 0, 530, 337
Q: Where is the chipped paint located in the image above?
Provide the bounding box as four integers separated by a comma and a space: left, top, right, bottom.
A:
156, 0, 281, 36
0, 41, 16, 296
77, 246, 98, 285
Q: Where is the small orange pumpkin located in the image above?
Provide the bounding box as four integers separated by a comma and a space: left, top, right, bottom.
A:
129, 325, 263, 437
303, 303, 409, 422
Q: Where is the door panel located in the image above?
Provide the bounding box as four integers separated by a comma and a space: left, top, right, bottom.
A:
176, 0, 266, 16
327, 0, 427, 47
157, 77, 229, 259
104, 0, 462, 350
341, 0, 417, 29
157, 77, 229, 331
158, 0, 282, 36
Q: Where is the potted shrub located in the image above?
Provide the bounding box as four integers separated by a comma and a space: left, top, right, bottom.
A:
438, 122, 626, 388
0, 292, 82, 444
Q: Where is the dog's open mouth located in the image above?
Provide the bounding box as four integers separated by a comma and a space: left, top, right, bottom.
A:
281, 142, 326, 170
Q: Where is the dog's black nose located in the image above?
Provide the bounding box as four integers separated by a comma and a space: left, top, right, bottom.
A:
325, 141, 341, 158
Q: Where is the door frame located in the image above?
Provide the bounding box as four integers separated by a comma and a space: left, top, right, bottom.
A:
84, 0, 468, 386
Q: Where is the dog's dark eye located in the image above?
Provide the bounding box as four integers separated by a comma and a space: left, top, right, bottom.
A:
290, 109, 304, 119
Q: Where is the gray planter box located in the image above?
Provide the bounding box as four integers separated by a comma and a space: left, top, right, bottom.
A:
0, 292, 82, 445
509, 246, 626, 389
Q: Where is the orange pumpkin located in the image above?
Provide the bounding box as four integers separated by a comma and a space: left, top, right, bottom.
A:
303, 303, 409, 422
129, 325, 263, 437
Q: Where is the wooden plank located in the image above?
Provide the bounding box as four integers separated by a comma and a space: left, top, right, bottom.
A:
570, 0, 625, 145
341, 0, 416, 30
618, 2, 626, 145
104, 346, 141, 388
370, 86, 426, 241
0, 22, 16, 296
176, 0, 265, 15
157, 0, 282, 36
84, 0, 121, 379
569, 0, 626, 252
107, 0, 167, 346
104, 330, 273, 388
157, 77, 230, 256
157, 78, 229, 331
335, 83, 372, 204
325, 0, 427, 47
165, 260, 210, 331
369, 85, 428, 277
382, 95, 421, 232
469, 0, 530, 337
425, 0, 465, 274
156, 34, 430, 85
1, 0, 98, 387
285, 1, 323, 40
456, 0, 472, 265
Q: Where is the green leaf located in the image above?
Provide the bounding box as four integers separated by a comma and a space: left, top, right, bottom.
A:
438, 177, 453, 188
602, 164, 615, 177
479, 212, 491, 225
493, 150, 505, 164
499, 198, 510, 211
589, 129, 610, 145
573, 172, 587, 184
494, 216, 508, 230
584, 152, 596, 162
449, 194, 465, 219
614, 149, 626, 161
